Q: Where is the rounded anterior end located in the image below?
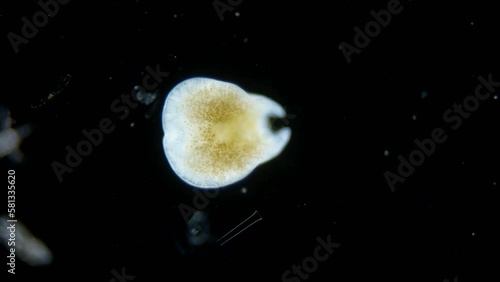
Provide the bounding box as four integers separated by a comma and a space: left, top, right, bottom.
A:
162, 77, 291, 188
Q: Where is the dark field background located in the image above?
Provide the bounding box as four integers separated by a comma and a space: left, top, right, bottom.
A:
1, 0, 499, 281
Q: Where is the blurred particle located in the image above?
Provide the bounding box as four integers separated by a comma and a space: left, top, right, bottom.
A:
420, 91, 428, 99
494, 95, 498, 100
384, 150, 389, 157
0, 216, 53, 266
241, 187, 247, 194
187, 211, 211, 246
0, 106, 31, 162
412, 114, 417, 121
130, 122, 135, 128
444, 276, 458, 282
133, 86, 158, 105
235, 12, 240, 17
243, 37, 249, 43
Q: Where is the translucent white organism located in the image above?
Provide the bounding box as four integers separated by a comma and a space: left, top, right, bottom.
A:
0, 106, 31, 162
132, 85, 158, 105
162, 77, 291, 189
0, 216, 53, 266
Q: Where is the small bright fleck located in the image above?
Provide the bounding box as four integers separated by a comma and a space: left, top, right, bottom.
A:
384, 150, 389, 157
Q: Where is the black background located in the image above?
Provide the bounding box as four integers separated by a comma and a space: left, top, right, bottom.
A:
1, 0, 499, 281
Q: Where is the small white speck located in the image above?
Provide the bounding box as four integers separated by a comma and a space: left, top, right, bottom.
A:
384, 150, 389, 157
471, 22, 474, 26
235, 12, 240, 17
109, 77, 113, 80
421, 91, 429, 99
243, 37, 249, 43
493, 182, 497, 186
472, 232, 475, 236
144, 11, 148, 15
494, 95, 498, 100
461, 161, 465, 165
241, 187, 247, 194
173, 14, 177, 18
412, 114, 417, 121
130, 122, 135, 128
